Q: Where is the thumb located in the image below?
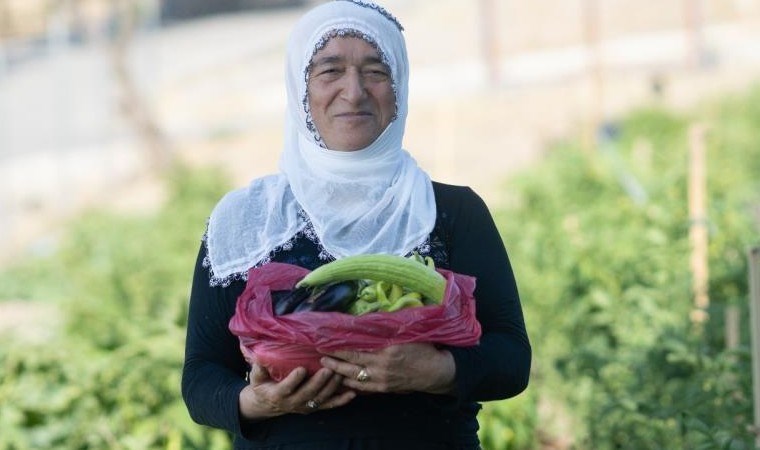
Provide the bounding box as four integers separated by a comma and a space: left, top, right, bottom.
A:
249, 363, 271, 384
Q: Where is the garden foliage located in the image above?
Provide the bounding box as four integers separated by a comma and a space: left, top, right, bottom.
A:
480, 86, 760, 449
0, 167, 232, 449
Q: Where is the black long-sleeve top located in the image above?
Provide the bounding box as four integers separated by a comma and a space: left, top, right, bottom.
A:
181, 182, 531, 449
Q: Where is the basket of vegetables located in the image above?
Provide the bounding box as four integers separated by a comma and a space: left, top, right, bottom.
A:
228, 253, 482, 381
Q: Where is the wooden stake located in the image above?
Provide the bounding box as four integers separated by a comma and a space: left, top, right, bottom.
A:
749, 246, 760, 446
688, 124, 709, 324
725, 305, 739, 350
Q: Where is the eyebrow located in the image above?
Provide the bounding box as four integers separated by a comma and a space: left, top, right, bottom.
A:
311, 55, 386, 67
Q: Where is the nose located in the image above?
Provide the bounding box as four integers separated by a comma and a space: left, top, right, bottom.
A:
341, 68, 367, 103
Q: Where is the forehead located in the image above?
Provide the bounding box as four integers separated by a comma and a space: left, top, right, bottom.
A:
310, 36, 383, 65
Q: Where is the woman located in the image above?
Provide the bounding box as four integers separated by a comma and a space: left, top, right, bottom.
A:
181, 1, 531, 448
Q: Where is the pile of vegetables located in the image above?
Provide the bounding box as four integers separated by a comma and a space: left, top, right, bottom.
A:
271, 253, 446, 316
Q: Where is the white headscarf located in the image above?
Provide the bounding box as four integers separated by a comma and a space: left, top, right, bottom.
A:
205, 0, 436, 285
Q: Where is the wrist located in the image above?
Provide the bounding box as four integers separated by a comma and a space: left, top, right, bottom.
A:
238, 385, 273, 421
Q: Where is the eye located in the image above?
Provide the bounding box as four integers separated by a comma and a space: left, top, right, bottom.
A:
312, 65, 344, 81
364, 66, 390, 81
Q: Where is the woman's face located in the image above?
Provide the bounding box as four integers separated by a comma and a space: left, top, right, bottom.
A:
307, 37, 396, 151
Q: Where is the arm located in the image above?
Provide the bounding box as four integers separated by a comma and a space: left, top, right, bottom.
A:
181, 242, 251, 436
446, 187, 531, 401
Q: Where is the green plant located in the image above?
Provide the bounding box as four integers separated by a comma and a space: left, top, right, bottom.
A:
0, 165, 232, 449
496, 86, 760, 447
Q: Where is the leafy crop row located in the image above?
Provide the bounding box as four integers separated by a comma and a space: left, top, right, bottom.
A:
478, 86, 760, 448
0, 167, 232, 449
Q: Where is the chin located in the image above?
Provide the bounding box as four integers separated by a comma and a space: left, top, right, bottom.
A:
329, 138, 376, 152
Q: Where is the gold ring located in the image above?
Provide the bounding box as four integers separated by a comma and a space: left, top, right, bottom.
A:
306, 399, 319, 410
356, 367, 370, 383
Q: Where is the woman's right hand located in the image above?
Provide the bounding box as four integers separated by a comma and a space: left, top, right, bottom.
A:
238, 363, 356, 420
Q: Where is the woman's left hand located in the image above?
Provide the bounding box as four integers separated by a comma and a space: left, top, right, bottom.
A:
320, 342, 456, 395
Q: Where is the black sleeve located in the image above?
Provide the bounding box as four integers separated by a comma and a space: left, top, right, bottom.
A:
443, 186, 531, 402
181, 242, 251, 438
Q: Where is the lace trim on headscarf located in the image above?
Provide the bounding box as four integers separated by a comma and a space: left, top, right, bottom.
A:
201, 209, 433, 288
336, 0, 404, 31
202, 208, 333, 287
303, 27, 399, 147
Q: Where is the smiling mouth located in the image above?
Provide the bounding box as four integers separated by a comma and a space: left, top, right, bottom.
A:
336, 111, 372, 118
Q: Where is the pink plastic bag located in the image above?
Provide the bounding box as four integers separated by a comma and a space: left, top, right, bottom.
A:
229, 262, 482, 381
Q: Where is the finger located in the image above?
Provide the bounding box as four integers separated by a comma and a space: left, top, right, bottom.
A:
325, 349, 367, 365
315, 372, 345, 400
295, 367, 335, 398
320, 356, 366, 379
293, 369, 337, 414
321, 359, 381, 392
249, 363, 271, 385
341, 376, 381, 393
319, 389, 357, 410
301, 373, 345, 413
274, 367, 308, 396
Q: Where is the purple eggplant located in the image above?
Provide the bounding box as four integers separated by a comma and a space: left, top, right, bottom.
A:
272, 286, 312, 316
292, 281, 359, 313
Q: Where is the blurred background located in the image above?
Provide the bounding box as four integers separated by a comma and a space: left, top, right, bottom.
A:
2, 0, 759, 261
1, 0, 760, 448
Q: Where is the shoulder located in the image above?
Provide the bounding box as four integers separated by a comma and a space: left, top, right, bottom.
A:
431, 181, 496, 239
431, 181, 487, 213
